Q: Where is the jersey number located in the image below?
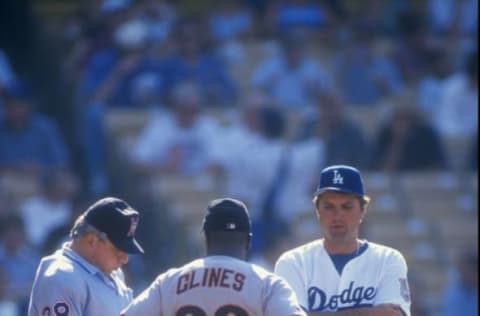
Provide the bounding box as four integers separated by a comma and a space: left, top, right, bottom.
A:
176, 304, 248, 316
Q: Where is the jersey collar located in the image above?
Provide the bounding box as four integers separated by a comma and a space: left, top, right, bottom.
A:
60, 242, 104, 276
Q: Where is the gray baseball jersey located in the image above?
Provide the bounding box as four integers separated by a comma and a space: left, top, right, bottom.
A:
28, 242, 133, 316
275, 240, 411, 315
122, 255, 306, 316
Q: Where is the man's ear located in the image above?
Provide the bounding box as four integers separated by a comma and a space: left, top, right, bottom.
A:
246, 233, 252, 252
359, 202, 368, 223
85, 232, 97, 247
313, 197, 321, 220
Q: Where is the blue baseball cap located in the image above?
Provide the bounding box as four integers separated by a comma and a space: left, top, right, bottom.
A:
313, 165, 367, 199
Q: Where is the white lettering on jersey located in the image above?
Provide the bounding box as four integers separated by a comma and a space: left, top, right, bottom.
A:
176, 267, 246, 294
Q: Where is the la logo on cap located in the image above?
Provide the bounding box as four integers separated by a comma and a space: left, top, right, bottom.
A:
332, 169, 344, 184
127, 216, 139, 237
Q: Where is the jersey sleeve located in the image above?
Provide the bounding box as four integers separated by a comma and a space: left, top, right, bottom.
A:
374, 250, 411, 316
263, 275, 307, 316
121, 275, 163, 316
28, 272, 84, 316
274, 252, 308, 310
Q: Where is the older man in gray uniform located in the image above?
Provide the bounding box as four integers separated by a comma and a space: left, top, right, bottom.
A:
28, 196, 144, 316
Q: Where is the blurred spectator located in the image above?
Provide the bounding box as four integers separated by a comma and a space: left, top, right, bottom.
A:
18, 169, 78, 248
221, 105, 289, 253
466, 135, 477, 171
408, 271, 432, 316
333, 29, 403, 106
307, 90, 370, 168
426, 0, 478, 37
212, 104, 321, 253
0, 214, 40, 315
251, 31, 332, 110
137, 0, 177, 44
416, 46, 453, 115
78, 12, 169, 196
392, 9, 435, 85
0, 81, 70, 174
434, 50, 478, 140
88, 18, 165, 107
0, 187, 15, 221
209, 1, 253, 42
161, 16, 237, 106
73, 1, 133, 106
209, 90, 269, 172
0, 48, 16, 95
0, 268, 19, 316
369, 96, 447, 171
344, 0, 411, 37
130, 81, 221, 176
249, 221, 293, 271
426, 0, 457, 36
266, 0, 329, 35
441, 249, 478, 316
208, 1, 253, 66
62, 0, 158, 96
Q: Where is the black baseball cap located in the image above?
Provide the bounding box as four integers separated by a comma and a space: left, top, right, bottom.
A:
84, 197, 144, 254
202, 198, 251, 235
314, 165, 369, 200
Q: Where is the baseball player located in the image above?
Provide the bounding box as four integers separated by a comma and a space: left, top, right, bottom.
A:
275, 165, 411, 316
121, 197, 306, 316
28, 197, 144, 316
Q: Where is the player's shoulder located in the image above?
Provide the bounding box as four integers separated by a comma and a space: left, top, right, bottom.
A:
365, 240, 408, 263
277, 239, 324, 263
35, 251, 84, 287
157, 257, 206, 281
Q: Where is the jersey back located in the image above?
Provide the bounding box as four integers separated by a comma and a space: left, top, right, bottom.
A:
123, 255, 305, 316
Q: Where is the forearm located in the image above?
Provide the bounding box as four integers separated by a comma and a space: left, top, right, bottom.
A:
308, 309, 368, 316
307, 305, 403, 316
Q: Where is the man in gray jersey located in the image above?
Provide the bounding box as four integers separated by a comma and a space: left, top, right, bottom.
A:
121, 197, 306, 316
28, 196, 144, 316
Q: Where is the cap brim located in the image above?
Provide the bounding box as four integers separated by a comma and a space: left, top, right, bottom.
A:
114, 238, 144, 254
314, 187, 364, 198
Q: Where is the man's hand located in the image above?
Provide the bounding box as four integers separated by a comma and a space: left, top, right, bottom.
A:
308, 303, 404, 316
368, 303, 404, 316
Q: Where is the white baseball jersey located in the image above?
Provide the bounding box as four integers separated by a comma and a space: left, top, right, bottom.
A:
274, 239, 411, 315
28, 243, 133, 316
122, 255, 306, 316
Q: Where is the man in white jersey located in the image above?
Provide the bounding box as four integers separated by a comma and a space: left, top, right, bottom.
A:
121, 197, 306, 316
28, 196, 144, 316
275, 165, 411, 315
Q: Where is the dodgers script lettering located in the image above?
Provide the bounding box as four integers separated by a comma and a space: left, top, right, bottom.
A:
308, 282, 376, 311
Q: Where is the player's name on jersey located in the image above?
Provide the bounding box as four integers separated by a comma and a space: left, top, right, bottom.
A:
308, 281, 376, 311
177, 267, 246, 294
